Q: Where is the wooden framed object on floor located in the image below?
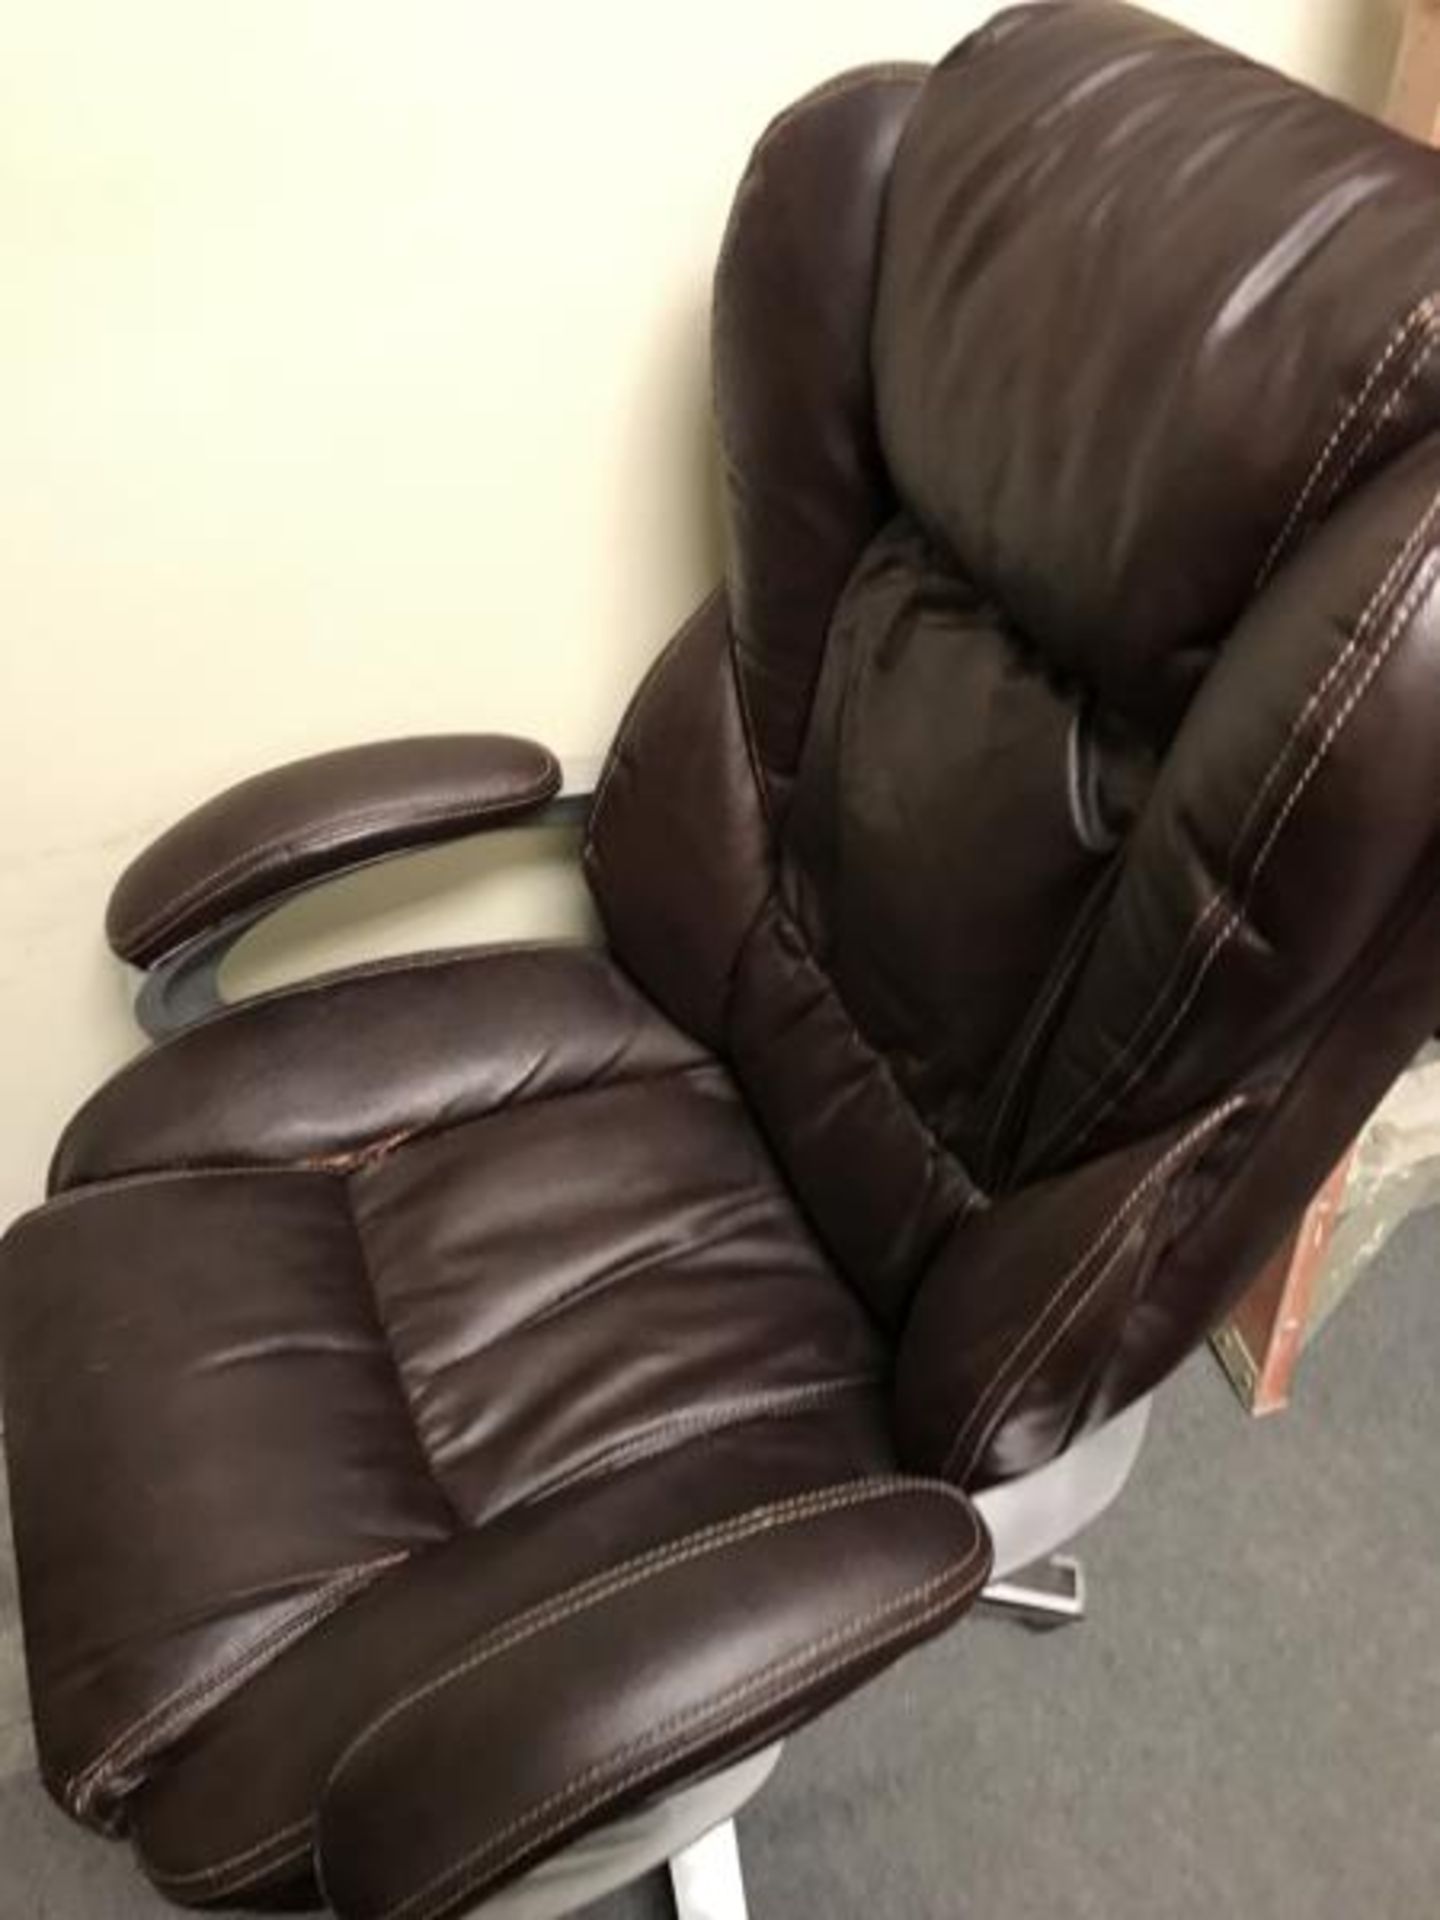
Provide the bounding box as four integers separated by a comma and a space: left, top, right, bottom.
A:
1212, 1153, 1355, 1416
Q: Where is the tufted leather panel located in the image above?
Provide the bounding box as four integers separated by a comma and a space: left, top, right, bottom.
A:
315, 1481, 985, 1920
1, 951, 975, 1914
1072, 825, 1440, 1421
593, 2, 1440, 1473
51, 945, 706, 1193
349, 1065, 884, 1524
783, 514, 1154, 1184
0, 1171, 450, 1827
896, 1100, 1251, 1487
1017, 434, 1440, 1177
583, 591, 772, 1048
727, 896, 981, 1325
4, 944, 968, 1910
873, 0, 1440, 735
7, 10, 1440, 1914
131, 1407, 900, 1906
714, 64, 925, 814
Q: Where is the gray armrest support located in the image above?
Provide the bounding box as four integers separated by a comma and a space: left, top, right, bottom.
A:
107, 735, 564, 969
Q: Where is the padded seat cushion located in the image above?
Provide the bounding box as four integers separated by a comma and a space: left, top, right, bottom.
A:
349, 1068, 881, 1526
0, 1170, 449, 1826
49, 944, 708, 1193
0, 945, 920, 1892
132, 1471, 983, 1912
23, 12, 1440, 1914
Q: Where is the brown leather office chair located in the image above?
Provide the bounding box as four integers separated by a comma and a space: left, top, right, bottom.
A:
5, 6, 1440, 1916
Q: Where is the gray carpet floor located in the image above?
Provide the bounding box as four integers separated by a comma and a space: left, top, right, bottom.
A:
3, 1211, 1437, 1919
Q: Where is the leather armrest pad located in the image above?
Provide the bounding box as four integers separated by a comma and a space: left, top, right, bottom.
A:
106, 735, 562, 967
316, 1478, 990, 1920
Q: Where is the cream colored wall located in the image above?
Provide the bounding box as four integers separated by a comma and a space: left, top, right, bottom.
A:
0, 1, 1401, 1223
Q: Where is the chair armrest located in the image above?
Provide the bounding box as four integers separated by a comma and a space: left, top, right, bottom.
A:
107, 734, 563, 969
316, 1479, 989, 1920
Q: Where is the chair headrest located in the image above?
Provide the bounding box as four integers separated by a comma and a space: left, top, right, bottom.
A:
875, 1, 1440, 732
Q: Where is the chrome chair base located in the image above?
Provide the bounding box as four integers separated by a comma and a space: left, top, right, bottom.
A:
980, 1553, 1087, 1630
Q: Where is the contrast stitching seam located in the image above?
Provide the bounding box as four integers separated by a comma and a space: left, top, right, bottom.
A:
324, 1479, 961, 1796
943, 1096, 1245, 1483
153, 1470, 928, 1893
1236, 487, 1440, 851
67, 1556, 406, 1815
1027, 483, 1440, 1170
373, 1535, 986, 1920
14, 1163, 322, 1236
514, 1375, 883, 1509
1256, 294, 1437, 588
121, 765, 560, 957
50, 1054, 719, 1210
148, 1821, 315, 1893
64, 1553, 408, 1820
1055, 541, 1440, 1164
51, 942, 601, 1158
1104, 546, 1440, 1092
1327, 318, 1440, 505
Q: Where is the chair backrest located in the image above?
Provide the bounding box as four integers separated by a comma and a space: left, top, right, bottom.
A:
585, 1, 1440, 1488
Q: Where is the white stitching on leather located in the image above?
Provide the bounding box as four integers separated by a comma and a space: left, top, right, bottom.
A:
1027, 482, 1440, 1171
1255, 295, 1437, 588
520, 1375, 882, 1506
963, 1234, 1139, 1483
148, 1475, 933, 1894
372, 1528, 986, 1920
1047, 539, 1440, 1170
1326, 318, 1440, 507
943, 1096, 1245, 1484
140, 1392, 878, 1887
392, 1560, 985, 1920
120, 760, 560, 960
1113, 547, 1440, 1097
1253, 556, 1440, 869
65, 1552, 408, 1821
323, 1479, 959, 1801
1236, 485, 1440, 855
148, 1820, 315, 1893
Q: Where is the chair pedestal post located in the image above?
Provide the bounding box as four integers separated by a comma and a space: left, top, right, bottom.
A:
669, 1819, 750, 1920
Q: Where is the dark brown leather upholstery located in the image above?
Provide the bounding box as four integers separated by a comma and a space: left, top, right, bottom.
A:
714, 64, 926, 815
2, 946, 985, 1912
107, 735, 561, 967
596, 1, 1440, 1464
5, 7, 1440, 1914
